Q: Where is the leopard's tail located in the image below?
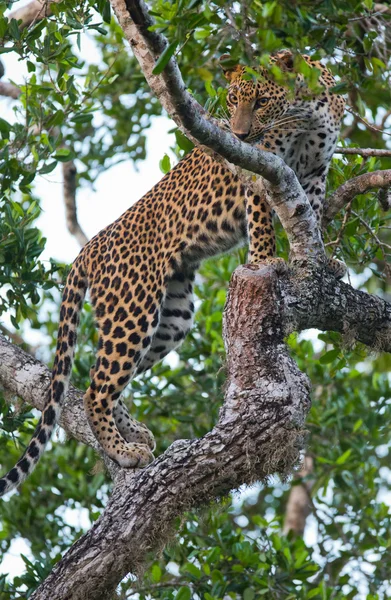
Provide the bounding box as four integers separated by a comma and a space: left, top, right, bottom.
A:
0, 257, 87, 497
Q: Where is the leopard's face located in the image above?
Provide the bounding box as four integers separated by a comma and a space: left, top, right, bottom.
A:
225, 68, 289, 144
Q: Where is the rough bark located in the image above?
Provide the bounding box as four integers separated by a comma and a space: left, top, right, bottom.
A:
0, 264, 389, 599
325, 169, 391, 224
29, 265, 311, 599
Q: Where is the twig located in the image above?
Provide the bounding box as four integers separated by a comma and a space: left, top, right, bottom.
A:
351, 210, 391, 252
335, 147, 391, 157
325, 199, 353, 252
345, 106, 391, 137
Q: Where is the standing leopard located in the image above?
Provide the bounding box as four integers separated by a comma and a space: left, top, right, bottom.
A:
0, 50, 345, 495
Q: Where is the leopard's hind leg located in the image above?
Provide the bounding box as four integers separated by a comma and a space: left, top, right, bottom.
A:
111, 270, 196, 449
84, 284, 164, 467
135, 270, 196, 374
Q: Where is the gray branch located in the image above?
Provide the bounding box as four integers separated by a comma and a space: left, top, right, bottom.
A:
0, 333, 118, 478
62, 161, 89, 247
325, 169, 391, 225
335, 147, 391, 158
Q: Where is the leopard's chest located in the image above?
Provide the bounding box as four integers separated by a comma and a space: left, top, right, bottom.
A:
260, 102, 339, 184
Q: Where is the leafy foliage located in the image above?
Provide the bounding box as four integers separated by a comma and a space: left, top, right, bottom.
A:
0, 0, 390, 598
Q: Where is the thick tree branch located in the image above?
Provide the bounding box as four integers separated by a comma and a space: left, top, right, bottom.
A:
325, 169, 391, 224
23, 266, 309, 599
7, 263, 388, 599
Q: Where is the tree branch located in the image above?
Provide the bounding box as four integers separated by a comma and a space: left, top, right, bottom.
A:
335, 147, 391, 157
24, 265, 309, 599
325, 169, 391, 224
62, 161, 89, 247
283, 455, 314, 536
13, 263, 390, 599
8, 0, 61, 29
0, 333, 117, 478
0, 81, 21, 99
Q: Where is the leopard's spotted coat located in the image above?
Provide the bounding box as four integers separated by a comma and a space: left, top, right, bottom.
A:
0, 51, 345, 495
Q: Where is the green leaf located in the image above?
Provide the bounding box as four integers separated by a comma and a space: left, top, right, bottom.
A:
0, 118, 11, 137
71, 113, 94, 124
243, 589, 255, 600
8, 18, 21, 40
175, 130, 194, 153
159, 153, 171, 174
152, 41, 178, 75
176, 587, 191, 600
183, 562, 201, 579
53, 148, 74, 162
151, 564, 161, 583
336, 448, 352, 465
102, 1, 111, 23
319, 348, 339, 364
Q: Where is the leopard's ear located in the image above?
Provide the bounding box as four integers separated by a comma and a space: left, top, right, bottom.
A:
271, 49, 295, 72
219, 54, 242, 81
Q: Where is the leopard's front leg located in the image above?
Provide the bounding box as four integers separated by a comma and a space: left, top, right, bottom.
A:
246, 188, 285, 269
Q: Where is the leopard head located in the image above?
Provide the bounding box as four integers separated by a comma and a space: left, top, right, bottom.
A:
220, 51, 295, 143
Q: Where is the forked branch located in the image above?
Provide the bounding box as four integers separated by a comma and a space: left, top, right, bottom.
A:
325, 169, 391, 224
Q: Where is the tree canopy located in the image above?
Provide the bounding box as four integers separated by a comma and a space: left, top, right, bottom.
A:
0, 0, 391, 598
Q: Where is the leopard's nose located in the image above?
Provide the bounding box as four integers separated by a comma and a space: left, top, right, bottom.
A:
235, 132, 248, 141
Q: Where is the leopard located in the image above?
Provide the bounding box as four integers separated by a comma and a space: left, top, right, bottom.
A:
0, 50, 345, 495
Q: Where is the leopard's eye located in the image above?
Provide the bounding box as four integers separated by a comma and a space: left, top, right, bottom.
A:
255, 97, 269, 108
228, 92, 238, 105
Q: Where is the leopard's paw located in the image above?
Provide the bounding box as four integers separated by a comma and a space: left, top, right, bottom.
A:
112, 442, 154, 469
328, 258, 347, 279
